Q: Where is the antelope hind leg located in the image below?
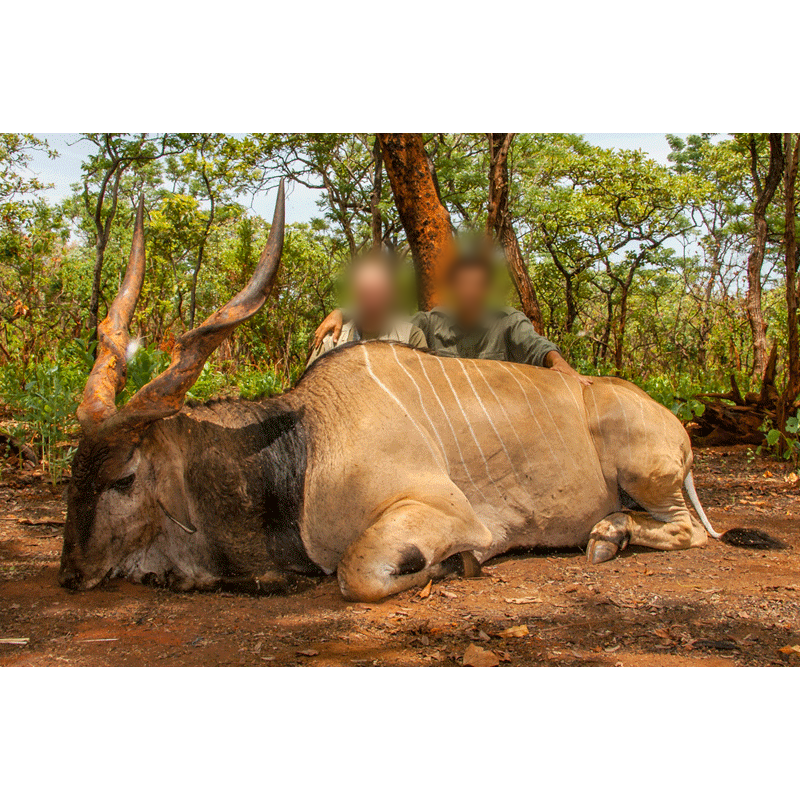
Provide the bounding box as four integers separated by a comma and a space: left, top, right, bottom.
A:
587, 500, 697, 564
588, 463, 701, 564
337, 494, 493, 602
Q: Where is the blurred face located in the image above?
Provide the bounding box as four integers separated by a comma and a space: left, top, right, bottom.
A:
448, 263, 491, 328
352, 262, 395, 334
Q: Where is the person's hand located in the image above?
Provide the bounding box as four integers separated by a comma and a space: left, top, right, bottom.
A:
312, 309, 344, 350
546, 351, 593, 387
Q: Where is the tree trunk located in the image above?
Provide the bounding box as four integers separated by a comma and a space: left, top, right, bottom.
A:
697, 245, 720, 368
564, 273, 576, 333
614, 285, 629, 375
543, 237, 581, 334
86, 167, 124, 342
778, 133, 800, 435
371, 136, 383, 251
745, 133, 784, 377
88, 241, 106, 339
486, 133, 545, 333
378, 133, 454, 310
189, 174, 215, 330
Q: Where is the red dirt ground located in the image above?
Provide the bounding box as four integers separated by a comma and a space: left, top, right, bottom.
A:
1, 446, 798, 667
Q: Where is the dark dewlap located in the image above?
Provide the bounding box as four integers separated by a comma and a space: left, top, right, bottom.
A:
182, 399, 321, 577
258, 406, 322, 575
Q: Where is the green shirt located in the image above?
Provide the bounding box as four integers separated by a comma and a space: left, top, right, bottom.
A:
412, 307, 560, 367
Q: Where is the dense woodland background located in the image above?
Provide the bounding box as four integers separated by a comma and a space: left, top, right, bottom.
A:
1, 132, 799, 482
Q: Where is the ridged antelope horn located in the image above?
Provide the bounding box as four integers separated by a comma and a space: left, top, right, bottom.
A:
107, 179, 286, 432
77, 194, 146, 433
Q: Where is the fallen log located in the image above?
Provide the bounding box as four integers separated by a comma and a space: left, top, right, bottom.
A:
689, 401, 769, 446
689, 353, 791, 447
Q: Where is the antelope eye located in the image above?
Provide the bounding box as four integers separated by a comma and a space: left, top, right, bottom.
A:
109, 474, 135, 492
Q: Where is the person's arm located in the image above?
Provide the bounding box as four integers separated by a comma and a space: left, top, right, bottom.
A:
312, 308, 345, 350
506, 313, 592, 387
543, 350, 592, 387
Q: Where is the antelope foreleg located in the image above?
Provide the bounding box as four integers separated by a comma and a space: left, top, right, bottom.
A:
337, 497, 492, 602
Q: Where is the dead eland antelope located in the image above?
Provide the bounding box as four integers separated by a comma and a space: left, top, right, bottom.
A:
60, 182, 760, 602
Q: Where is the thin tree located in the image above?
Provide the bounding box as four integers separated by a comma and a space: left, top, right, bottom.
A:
486, 133, 545, 333
778, 132, 800, 435
370, 136, 383, 251
189, 134, 216, 329
80, 133, 189, 342
745, 133, 784, 377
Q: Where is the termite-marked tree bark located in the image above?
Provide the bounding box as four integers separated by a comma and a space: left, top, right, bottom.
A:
486, 133, 545, 334
377, 134, 454, 310
746, 133, 784, 378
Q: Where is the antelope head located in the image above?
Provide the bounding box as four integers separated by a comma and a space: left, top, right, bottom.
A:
59, 182, 285, 590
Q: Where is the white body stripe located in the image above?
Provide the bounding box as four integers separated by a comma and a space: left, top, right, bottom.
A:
473, 363, 535, 472
434, 356, 504, 497
511, 363, 580, 470
413, 351, 487, 502
587, 388, 606, 458
458, 360, 523, 483
362, 347, 442, 468
635, 393, 648, 452
495, 361, 560, 466
610, 384, 634, 461
555, 372, 582, 410
390, 345, 450, 471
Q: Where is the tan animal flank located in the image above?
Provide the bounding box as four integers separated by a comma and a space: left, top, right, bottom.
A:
295, 342, 708, 600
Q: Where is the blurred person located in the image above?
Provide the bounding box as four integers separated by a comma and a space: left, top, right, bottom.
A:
306, 253, 426, 367
312, 248, 591, 386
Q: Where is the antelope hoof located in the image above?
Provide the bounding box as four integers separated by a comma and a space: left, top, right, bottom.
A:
587, 530, 630, 564
461, 551, 482, 578
587, 537, 620, 564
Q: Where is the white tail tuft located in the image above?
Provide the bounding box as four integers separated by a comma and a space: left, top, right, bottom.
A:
684, 471, 721, 538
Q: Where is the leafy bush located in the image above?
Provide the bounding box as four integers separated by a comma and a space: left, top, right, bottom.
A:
0, 356, 82, 486
236, 366, 284, 400
760, 412, 800, 465
186, 362, 285, 401
186, 362, 232, 400
120, 342, 170, 401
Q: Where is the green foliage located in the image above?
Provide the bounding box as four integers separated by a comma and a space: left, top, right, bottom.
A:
758, 413, 800, 465
186, 362, 231, 400
120, 343, 171, 401
633, 373, 709, 420
0, 351, 84, 486
234, 366, 284, 400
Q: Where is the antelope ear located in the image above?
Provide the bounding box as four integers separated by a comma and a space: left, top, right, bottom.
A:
147, 429, 196, 534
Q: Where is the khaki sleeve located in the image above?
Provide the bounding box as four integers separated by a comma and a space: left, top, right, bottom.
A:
411, 311, 432, 346
505, 313, 560, 367
407, 325, 428, 350
306, 336, 334, 368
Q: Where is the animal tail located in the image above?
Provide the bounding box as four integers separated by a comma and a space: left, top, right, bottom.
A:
683, 471, 722, 538
683, 471, 786, 550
